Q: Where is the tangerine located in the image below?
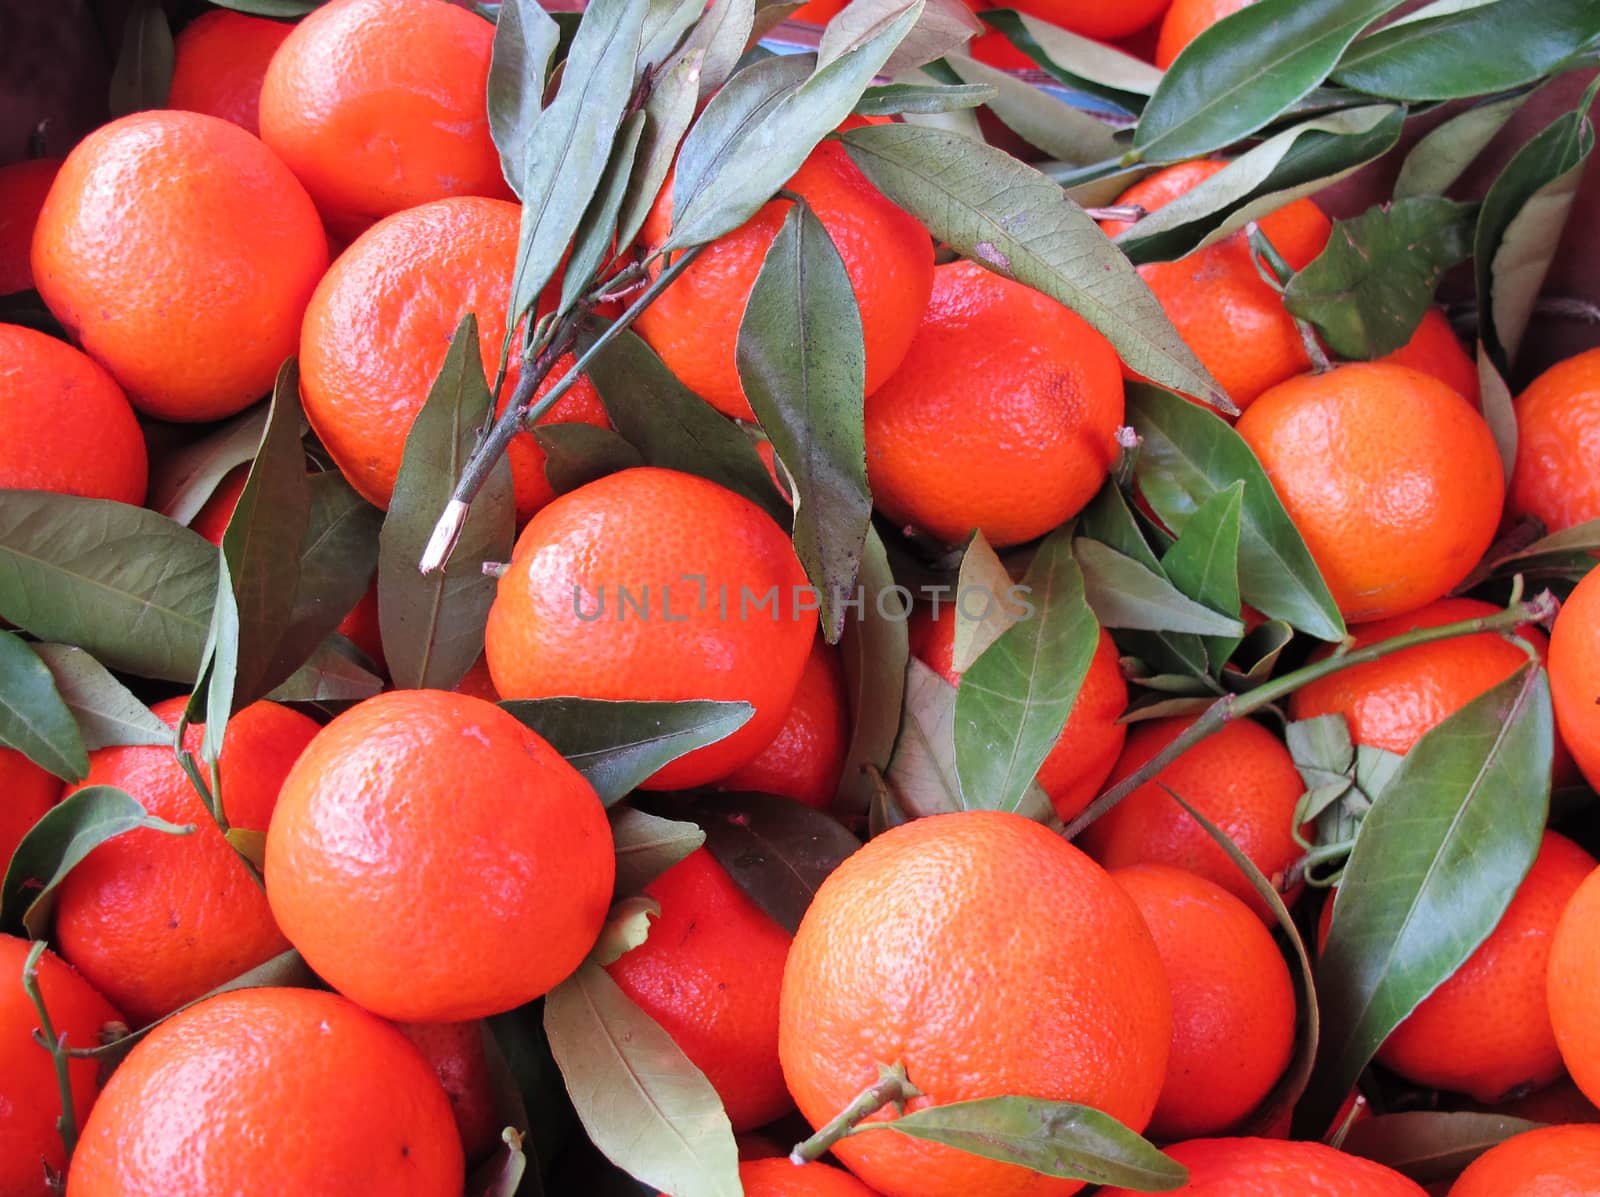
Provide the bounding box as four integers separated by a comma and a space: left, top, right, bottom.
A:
1098, 1136, 1427, 1195
1550, 565, 1600, 791
1549, 859, 1600, 1108
167, 9, 294, 137
1155, 0, 1256, 67
395, 1020, 502, 1164
1508, 347, 1600, 534
720, 633, 850, 810
1446, 1123, 1600, 1196
0, 747, 58, 877
1380, 307, 1479, 407
0, 156, 60, 294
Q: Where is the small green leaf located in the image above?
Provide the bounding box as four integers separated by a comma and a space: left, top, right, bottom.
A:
108, 1, 174, 117
1127, 384, 1345, 642
210, 0, 321, 14
1478, 345, 1519, 484
487, 0, 561, 194
1080, 482, 1166, 575
534, 424, 645, 495
949, 532, 1020, 673
852, 1095, 1187, 1191
817, 0, 980, 77
1340, 1111, 1545, 1183
148, 404, 272, 527
615, 48, 705, 251
1284, 198, 1475, 360
833, 526, 908, 816
498, 698, 754, 804
544, 963, 741, 1197
590, 895, 660, 966
184, 550, 239, 768
943, 53, 1123, 166
263, 638, 384, 704
1159, 480, 1245, 671
559, 109, 648, 313
855, 80, 995, 116
737, 200, 870, 645
978, 10, 1162, 107
1074, 539, 1246, 637
1394, 91, 1529, 200
0, 632, 88, 781
2, 784, 193, 937
1300, 664, 1552, 1135
379, 314, 515, 691
676, 0, 757, 99
610, 805, 706, 898
682, 791, 860, 933
886, 657, 966, 817
0, 492, 218, 683
29, 644, 168, 750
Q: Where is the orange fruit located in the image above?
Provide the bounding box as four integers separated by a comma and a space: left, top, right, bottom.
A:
453, 654, 500, 703
485, 467, 815, 789
790, 0, 847, 19
1481, 1077, 1600, 1124
1098, 1136, 1427, 1196
1156, 0, 1256, 67
1551, 566, 1600, 791
0, 156, 61, 294
67, 987, 463, 1197
863, 259, 1124, 548
258, 0, 512, 239
0, 747, 59, 877
32, 110, 328, 423
1549, 860, 1600, 1107
166, 9, 294, 137
1380, 307, 1479, 407
298, 196, 608, 517
779, 810, 1170, 1197
1446, 1124, 1600, 1196
1508, 347, 1600, 534
51, 696, 317, 1027
1235, 363, 1504, 623
720, 632, 850, 810
395, 1020, 502, 1164
1077, 715, 1307, 921
1009, 0, 1172, 43
634, 139, 933, 421
606, 848, 793, 1131
1321, 832, 1595, 1103
0, 323, 146, 504
265, 689, 614, 1021
911, 609, 1128, 821
0, 934, 122, 1197
1112, 864, 1296, 1140
335, 578, 386, 672
661, 1158, 884, 1197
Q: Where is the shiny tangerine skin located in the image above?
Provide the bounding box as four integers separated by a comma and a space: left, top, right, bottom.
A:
1549, 862, 1600, 1108
1112, 865, 1296, 1140
0, 323, 147, 504
780, 811, 1170, 1197
1550, 566, 1600, 791
395, 1020, 502, 1164
1235, 363, 1505, 623
658, 1158, 883, 1196
258, 0, 513, 239
606, 849, 794, 1131
32, 110, 328, 423
485, 468, 815, 790
1077, 715, 1307, 922
0, 935, 123, 1197
1446, 1123, 1600, 1196
911, 610, 1128, 822
720, 633, 850, 810
1509, 347, 1600, 534
0, 156, 61, 294
1382, 307, 1480, 407
265, 689, 614, 1022
166, 9, 293, 137
1099, 1137, 1428, 1196
1009, 0, 1173, 43
634, 140, 934, 421
52, 697, 319, 1027
863, 260, 1125, 548
1155, 0, 1256, 67
0, 747, 59, 877
67, 987, 463, 1197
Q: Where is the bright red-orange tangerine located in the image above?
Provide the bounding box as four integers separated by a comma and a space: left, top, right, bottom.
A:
166, 9, 293, 136
1509, 347, 1600, 534
720, 633, 850, 809
0, 156, 60, 293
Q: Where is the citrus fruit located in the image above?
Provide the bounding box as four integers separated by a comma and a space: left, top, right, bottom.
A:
395, 1020, 502, 1164
1010, 0, 1172, 43
484, 467, 815, 789
605, 848, 794, 1131
1446, 1123, 1600, 1196
166, 9, 294, 137
1549, 860, 1600, 1107
1235, 362, 1504, 623
51, 696, 318, 1027
67, 987, 463, 1197
1077, 715, 1307, 921
1380, 307, 1479, 407
258, 0, 513, 238
1544, 561, 1600, 790
910, 609, 1128, 822
32, 109, 328, 422
720, 633, 850, 809
634, 140, 933, 421
0, 323, 146, 504
1155, 0, 1256, 67
780, 810, 1170, 1197
454, 654, 500, 703
0, 934, 122, 1197
863, 259, 1124, 548
265, 689, 614, 1021
0, 156, 60, 293
1098, 1136, 1427, 1195
659, 1158, 883, 1196
1508, 347, 1600, 534
0, 747, 59, 877
1112, 864, 1296, 1139
1481, 1077, 1600, 1125
790, 0, 847, 19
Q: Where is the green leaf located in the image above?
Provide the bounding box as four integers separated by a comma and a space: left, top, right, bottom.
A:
488, 1002, 575, 1175
1132, 0, 1409, 162
534, 424, 645, 495
210, 0, 321, 13
1394, 91, 1528, 200
584, 330, 789, 524
487, 0, 561, 194
0, 492, 218, 683
544, 963, 741, 1197
148, 404, 271, 527
615, 48, 704, 250
590, 895, 661, 967
1080, 482, 1166, 575
1477, 344, 1518, 484
184, 551, 239, 768
737, 200, 870, 645
954, 526, 1098, 814
498, 698, 754, 804
638, 0, 703, 71
379, 314, 515, 691
559, 109, 648, 313
840, 123, 1231, 413
886, 657, 966, 817
675, 0, 756, 99
2, 784, 193, 937
682, 791, 860, 933
817, 0, 980, 77
0, 633, 87, 782
1127, 384, 1345, 642
1159, 480, 1245, 670
833, 526, 908, 816
1332, 0, 1600, 101
855, 80, 995, 116
1284, 198, 1474, 360
852, 1095, 1187, 1191
108, 1, 174, 118
950, 531, 1021, 672
1340, 1111, 1545, 1183
978, 10, 1162, 108
28, 644, 168, 750
263, 637, 385, 704
1301, 664, 1552, 1135
609, 805, 705, 898
1074, 538, 1246, 636
943, 53, 1122, 166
